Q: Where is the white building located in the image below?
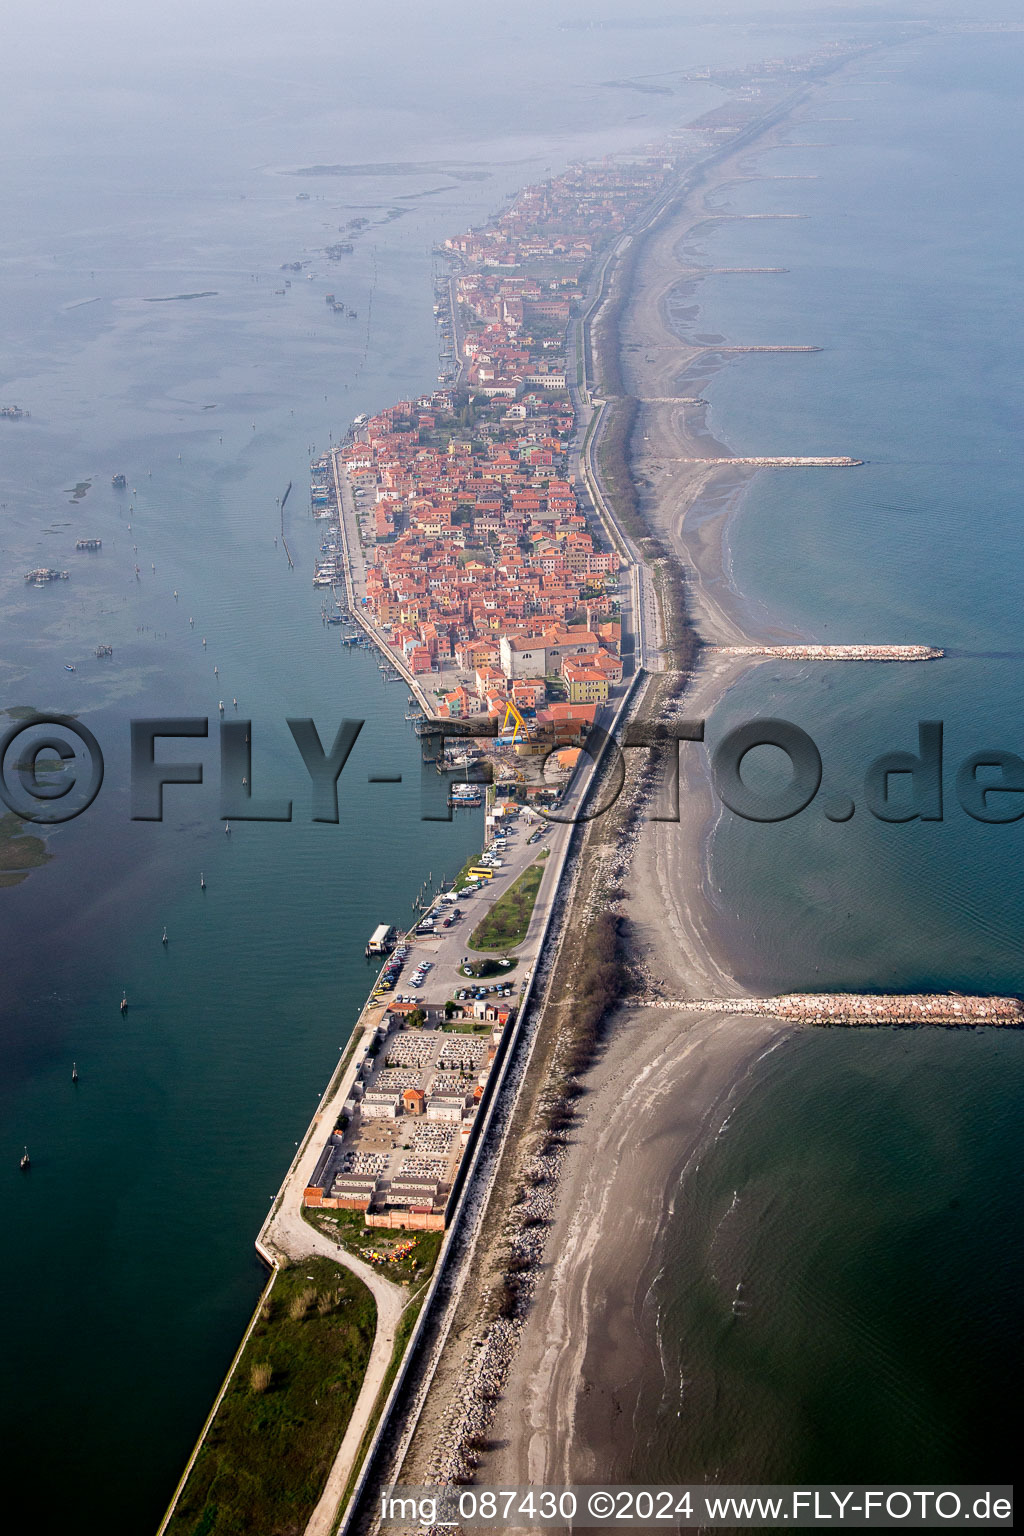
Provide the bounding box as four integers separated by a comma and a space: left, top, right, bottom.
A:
362, 1093, 400, 1120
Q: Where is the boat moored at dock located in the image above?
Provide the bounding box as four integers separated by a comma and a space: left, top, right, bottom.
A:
450, 783, 484, 808
365, 923, 397, 957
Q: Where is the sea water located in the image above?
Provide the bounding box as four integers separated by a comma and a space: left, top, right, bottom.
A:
637, 29, 1024, 1486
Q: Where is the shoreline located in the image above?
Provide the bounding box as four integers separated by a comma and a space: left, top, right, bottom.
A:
474, 65, 879, 1492
378, 82, 847, 1504
482, 654, 775, 1484
331, 48, 956, 1517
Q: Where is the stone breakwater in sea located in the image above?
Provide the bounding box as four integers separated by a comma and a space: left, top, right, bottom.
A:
708, 644, 943, 660
627, 994, 1024, 1026
778, 993, 1024, 1025
677, 454, 860, 465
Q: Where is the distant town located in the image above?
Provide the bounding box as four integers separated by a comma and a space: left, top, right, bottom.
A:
326, 154, 658, 739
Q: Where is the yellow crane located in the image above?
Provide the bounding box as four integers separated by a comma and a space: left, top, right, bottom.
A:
501, 699, 527, 741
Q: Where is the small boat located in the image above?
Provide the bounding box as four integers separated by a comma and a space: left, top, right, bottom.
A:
20, 1147, 30, 1171
72, 1062, 79, 1083
224, 821, 231, 835
218, 699, 225, 712
120, 991, 128, 1014
161, 927, 168, 945
200, 872, 206, 889
64, 664, 76, 672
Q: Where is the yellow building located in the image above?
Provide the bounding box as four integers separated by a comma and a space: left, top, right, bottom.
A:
563, 663, 609, 704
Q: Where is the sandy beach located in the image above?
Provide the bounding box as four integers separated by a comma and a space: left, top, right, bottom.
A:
476, 105, 841, 1485
618, 170, 818, 651
481, 660, 786, 1486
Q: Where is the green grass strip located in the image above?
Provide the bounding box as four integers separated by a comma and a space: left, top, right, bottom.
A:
165, 1258, 375, 1536
468, 861, 544, 951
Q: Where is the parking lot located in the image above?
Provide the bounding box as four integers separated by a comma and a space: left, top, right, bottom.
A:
367, 807, 554, 1018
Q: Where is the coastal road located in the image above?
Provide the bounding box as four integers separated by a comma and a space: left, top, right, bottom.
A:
565, 245, 661, 674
